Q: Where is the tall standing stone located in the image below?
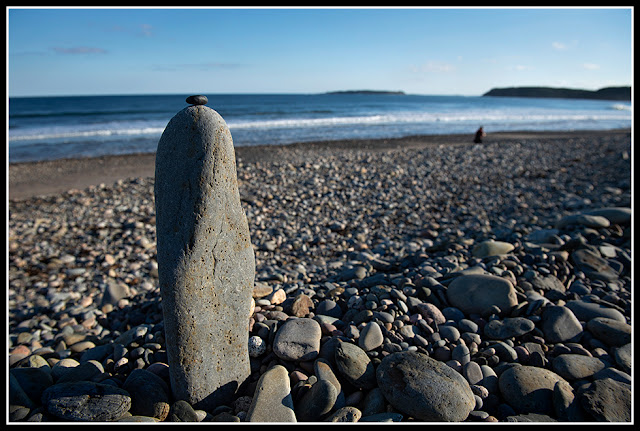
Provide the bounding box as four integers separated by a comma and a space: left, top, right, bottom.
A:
154, 95, 255, 410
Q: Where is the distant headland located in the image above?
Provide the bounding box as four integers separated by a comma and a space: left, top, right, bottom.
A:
483, 86, 630, 101
324, 90, 406, 95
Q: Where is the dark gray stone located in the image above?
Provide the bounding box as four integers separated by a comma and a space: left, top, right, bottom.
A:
579, 378, 631, 422
551, 354, 606, 381
123, 369, 170, 421
334, 341, 376, 390
10, 367, 53, 405
185, 95, 208, 105
498, 365, 568, 415
571, 249, 620, 281
272, 318, 321, 362
42, 381, 131, 421
446, 274, 518, 316
295, 379, 338, 422
169, 400, 199, 422
566, 300, 625, 322
376, 350, 475, 421
586, 317, 631, 346
541, 305, 583, 343
483, 317, 535, 340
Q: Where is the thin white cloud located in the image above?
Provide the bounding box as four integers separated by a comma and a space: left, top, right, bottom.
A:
583, 63, 600, 70
51, 46, 108, 54
552, 41, 568, 51
139, 24, 154, 37
151, 62, 244, 72
413, 61, 457, 73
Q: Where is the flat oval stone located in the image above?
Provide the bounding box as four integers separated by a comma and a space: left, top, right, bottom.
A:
376, 350, 475, 421
484, 317, 535, 340
565, 300, 625, 322
446, 274, 518, 316
498, 365, 568, 415
272, 318, 321, 362
586, 317, 631, 346
472, 240, 514, 258
334, 341, 376, 390
584, 207, 632, 225
571, 249, 620, 281
185, 95, 208, 105
551, 354, 606, 381
541, 305, 583, 343
42, 381, 131, 421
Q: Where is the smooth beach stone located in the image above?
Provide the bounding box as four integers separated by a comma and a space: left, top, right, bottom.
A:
334, 340, 377, 390
556, 213, 610, 229
415, 302, 446, 324
246, 365, 296, 422
326, 406, 362, 422
483, 317, 535, 340
498, 366, 568, 415
155, 104, 255, 410
565, 300, 625, 322
358, 321, 384, 352
583, 207, 631, 225
586, 317, 631, 346
446, 274, 518, 316
314, 358, 342, 394
578, 378, 631, 422
185, 95, 208, 105
316, 299, 343, 318
553, 379, 588, 422
376, 350, 475, 422
541, 306, 583, 343
528, 274, 566, 293
100, 279, 130, 307
296, 379, 338, 422
122, 369, 170, 421
169, 400, 199, 422
613, 343, 631, 374
551, 354, 606, 381
42, 381, 131, 421
472, 240, 515, 258
272, 318, 321, 361
571, 249, 620, 281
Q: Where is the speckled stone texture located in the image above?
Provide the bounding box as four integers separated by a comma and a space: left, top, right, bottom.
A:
154, 104, 255, 410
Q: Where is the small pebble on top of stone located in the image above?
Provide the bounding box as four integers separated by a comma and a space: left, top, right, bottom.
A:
186, 95, 208, 106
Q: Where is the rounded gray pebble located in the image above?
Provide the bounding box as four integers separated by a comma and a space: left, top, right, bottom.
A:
42, 381, 131, 421
185, 95, 208, 105
376, 350, 475, 421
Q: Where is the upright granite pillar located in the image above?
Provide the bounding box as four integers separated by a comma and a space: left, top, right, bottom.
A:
154, 95, 255, 410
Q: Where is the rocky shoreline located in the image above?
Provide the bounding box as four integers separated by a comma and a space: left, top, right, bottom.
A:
8, 131, 632, 422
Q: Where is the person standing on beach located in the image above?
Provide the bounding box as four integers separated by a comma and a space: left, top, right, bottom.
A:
474, 126, 486, 143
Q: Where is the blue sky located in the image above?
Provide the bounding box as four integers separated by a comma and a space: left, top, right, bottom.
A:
7, 7, 633, 97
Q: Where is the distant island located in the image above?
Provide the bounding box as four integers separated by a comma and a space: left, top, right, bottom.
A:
324, 90, 406, 95
483, 86, 630, 101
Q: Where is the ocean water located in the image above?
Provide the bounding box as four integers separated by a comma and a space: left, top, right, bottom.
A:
8, 93, 632, 163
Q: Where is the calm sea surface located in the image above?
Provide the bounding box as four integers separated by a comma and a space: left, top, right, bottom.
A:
8, 93, 631, 163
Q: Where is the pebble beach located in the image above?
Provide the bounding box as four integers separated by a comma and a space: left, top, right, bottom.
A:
8, 129, 632, 422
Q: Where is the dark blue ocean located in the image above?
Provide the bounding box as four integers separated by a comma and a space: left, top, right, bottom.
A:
8, 93, 631, 163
